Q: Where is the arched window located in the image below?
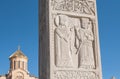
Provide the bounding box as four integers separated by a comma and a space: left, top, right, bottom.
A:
22, 61, 24, 69
10, 61, 12, 69
14, 61, 16, 69
18, 61, 20, 68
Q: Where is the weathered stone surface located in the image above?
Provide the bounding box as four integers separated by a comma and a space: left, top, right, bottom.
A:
39, 0, 102, 79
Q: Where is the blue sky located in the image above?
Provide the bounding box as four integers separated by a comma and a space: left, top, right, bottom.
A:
0, 0, 38, 77
97, 0, 120, 79
0, 0, 120, 79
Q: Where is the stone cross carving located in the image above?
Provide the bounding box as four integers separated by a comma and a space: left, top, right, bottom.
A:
39, 0, 102, 79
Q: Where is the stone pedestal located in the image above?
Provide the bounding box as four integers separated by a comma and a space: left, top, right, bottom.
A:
39, 0, 102, 79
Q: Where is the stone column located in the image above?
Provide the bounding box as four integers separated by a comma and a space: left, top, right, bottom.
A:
39, 0, 102, 79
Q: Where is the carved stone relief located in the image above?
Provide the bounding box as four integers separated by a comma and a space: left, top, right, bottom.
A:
54, 15, 72, 68
40, 0, 102, 79
54, 14, 95, 69
54, 71, 98, 79
51, 0, 95, 15
78, 18, 95, 69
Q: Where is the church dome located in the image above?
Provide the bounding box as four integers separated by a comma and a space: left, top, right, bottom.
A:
9, 47, 28, 71
9, 49, 28, 60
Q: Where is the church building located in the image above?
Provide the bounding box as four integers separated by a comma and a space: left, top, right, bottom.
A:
0, 48, 38, 79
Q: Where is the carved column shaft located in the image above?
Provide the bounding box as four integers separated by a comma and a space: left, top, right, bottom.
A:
39, 0, 102, 79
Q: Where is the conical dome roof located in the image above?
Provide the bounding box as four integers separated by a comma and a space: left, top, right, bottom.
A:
9, 49, 28, 59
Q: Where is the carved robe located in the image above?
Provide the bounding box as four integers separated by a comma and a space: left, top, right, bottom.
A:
55, 26, 72, 67
78, 27, 95, 69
